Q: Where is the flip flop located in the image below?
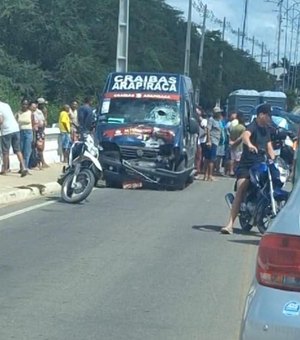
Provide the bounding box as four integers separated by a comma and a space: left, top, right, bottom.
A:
220, 227, 233, 235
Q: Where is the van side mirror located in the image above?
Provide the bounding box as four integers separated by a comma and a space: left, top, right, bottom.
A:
189, 117, 199, 134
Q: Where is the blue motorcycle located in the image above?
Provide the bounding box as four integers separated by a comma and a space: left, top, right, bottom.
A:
225, 153, 290, 234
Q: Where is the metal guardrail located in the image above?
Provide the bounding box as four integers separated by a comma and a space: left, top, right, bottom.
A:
0, 128, 62, 170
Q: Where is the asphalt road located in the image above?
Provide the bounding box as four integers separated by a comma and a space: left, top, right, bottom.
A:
0, 178, 260, 340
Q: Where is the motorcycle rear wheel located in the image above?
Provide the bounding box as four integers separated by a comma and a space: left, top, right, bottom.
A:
61, 168, 95, 203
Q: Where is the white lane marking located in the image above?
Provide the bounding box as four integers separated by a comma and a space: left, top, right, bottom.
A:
0, 201, 55, 222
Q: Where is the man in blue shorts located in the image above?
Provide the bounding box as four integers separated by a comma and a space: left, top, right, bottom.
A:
0, 100, 28, 177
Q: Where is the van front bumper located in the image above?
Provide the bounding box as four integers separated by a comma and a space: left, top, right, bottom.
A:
100, 154, 192, 189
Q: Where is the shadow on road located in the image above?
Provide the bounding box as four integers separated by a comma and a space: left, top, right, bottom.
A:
192, 225, 261, 237
44, 196, 60, 202
192, 224, 223, 233
229, 239, 260, 246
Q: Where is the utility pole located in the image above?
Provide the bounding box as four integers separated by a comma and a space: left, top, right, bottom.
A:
251, 36, 255, 57
241, 0, 249, 50
237, 28, 240, 49
260, 42, 265, 69
216, 17, 226, 108
277, 0, 283, 65
184, 0, 192, 76
268, 50, 271, 70
292, 16, 300, 90
288, 6, 296, 89
195, 4, 207, 104
116, 0, 130, 72
283, 0, 289, 91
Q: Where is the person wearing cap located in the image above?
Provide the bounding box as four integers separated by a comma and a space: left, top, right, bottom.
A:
37, 97, 48, 127
203, 106, 222, 181
221, 103, 275, 234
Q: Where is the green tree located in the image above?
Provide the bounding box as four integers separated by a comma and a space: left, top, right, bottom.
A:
0, 0, 278, 121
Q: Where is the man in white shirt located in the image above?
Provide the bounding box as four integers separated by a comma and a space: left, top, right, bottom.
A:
194, 106, 208, 179
0, 100, 28, 176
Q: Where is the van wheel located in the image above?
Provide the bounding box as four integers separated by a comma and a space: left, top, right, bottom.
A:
187, 173, 194, 184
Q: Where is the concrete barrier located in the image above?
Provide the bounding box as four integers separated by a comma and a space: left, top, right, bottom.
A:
0, 127, 62, 170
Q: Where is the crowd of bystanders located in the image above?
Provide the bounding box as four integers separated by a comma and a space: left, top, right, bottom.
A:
194, 105, 246, 181
0, 96, 95, 177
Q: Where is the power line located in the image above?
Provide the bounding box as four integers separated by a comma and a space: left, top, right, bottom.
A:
193, 0, 266, 51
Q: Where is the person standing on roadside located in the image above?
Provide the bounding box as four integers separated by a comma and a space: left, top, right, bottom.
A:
33, 100, 49, 168
221, 104, 275, 234
58, 104, 71, 163
0, 100, 28, 176
37, 97, 48, 126
15, 98, 34, 171
203, 107, 222, 181
215, 111, 227, 176
224, 111, 238, 175
69, 100, 79, 141
194, 106, 208, 179
78, 96, 95, 134
228, 112, 246, 176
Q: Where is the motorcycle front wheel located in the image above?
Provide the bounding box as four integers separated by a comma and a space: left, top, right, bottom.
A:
256, 202, 273, 234
257, 199, 287, 234
239, 213, 253, 232
61, 168, 95, 203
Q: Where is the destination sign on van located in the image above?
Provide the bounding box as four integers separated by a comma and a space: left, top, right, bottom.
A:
110, 74, 178, 92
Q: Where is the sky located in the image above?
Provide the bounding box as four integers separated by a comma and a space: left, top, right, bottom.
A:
165, 0, 282, 65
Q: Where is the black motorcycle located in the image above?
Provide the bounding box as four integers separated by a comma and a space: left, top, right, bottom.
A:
225, 152, 290, 234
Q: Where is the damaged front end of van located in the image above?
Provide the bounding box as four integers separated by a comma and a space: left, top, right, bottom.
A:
97, 72, 199, 190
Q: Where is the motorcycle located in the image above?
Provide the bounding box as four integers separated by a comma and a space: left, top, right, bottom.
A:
58, 132, 103, 203
225, 152, 290, 234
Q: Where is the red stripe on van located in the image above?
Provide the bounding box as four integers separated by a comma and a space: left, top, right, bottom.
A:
104, 92, 180, 101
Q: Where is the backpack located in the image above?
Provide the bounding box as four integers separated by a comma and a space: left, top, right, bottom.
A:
28, 146, 39, 168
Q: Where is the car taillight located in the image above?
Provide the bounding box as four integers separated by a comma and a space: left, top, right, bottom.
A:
256, 233, 300, 291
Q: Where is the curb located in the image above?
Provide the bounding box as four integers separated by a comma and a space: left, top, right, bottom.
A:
0, 182, 61, 205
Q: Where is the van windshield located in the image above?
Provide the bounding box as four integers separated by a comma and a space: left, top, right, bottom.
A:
101, 98, 181, 126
